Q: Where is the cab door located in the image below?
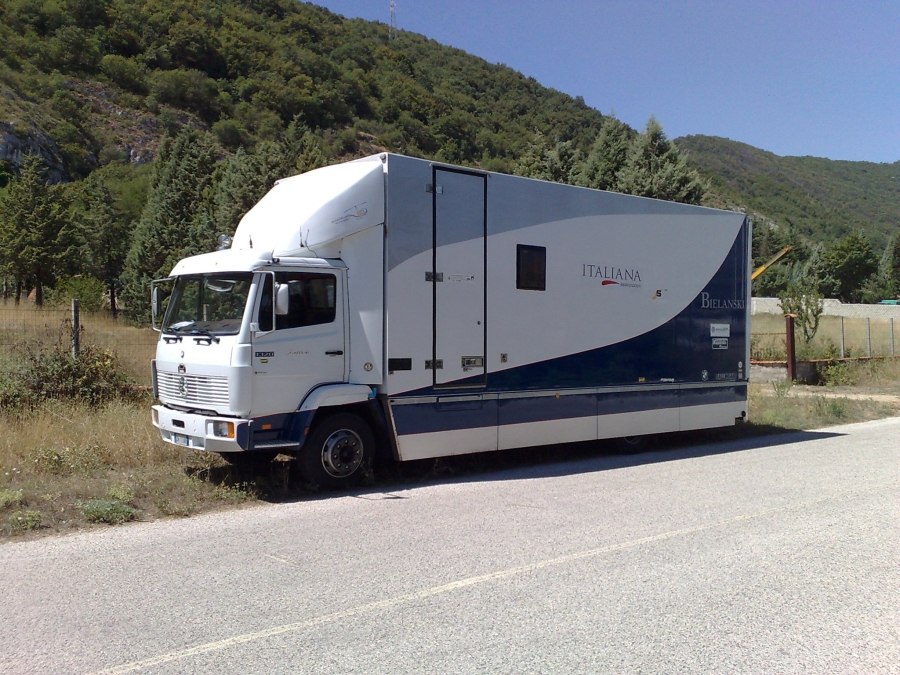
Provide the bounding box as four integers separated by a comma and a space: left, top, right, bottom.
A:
250, 270, 346, 417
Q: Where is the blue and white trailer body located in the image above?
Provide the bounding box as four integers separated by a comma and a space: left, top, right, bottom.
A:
152, 153, 750, 482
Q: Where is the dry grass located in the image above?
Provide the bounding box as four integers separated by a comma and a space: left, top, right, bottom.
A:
0, 400, 263, 537
748, 381, 900, 430
752, 313, 900, 361
0, 302, 157, 383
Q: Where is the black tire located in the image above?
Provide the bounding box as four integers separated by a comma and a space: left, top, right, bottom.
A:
299, 413, 374, 489
615, 434, 652, 454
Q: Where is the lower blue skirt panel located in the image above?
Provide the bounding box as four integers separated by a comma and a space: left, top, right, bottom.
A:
390, 385, 747, 437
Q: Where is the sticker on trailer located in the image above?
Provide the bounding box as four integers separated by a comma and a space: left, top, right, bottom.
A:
447, 274, 476, 283
710, 323, 730, 337
712, 337, 729, 349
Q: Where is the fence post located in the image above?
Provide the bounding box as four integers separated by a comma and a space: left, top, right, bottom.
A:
840, 316, 845, 358
866, 317, 871, 357
891, 317, 894, 356
71, 298, 80, 358
785, 313, 797, 382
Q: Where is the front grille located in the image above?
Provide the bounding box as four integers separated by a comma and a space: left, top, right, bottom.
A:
157, 371, 229, 410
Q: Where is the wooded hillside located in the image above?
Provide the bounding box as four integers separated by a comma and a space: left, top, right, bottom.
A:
1, 0, 898, 313
679, 135, 900, 250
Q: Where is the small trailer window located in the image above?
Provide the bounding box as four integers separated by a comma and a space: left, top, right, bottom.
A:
516, 245, 546, 291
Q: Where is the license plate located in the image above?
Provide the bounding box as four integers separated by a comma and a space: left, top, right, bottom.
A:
173, 433, 189, 446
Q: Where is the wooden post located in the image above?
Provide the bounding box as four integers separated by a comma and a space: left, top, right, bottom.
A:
785, 313, 797, 382
71, 298, 80, 358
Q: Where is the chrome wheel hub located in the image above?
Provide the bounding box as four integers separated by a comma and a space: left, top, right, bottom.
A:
321, 429, 363, 478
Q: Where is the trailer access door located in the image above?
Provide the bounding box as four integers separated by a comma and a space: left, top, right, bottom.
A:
432, 168, 487, 386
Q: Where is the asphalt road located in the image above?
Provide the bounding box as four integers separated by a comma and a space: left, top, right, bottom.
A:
2, 418, 899, 675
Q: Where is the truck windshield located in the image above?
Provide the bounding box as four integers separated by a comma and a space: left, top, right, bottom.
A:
163, 273, 253, 335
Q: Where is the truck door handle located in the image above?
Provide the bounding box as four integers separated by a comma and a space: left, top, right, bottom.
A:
326, 350, 344, 356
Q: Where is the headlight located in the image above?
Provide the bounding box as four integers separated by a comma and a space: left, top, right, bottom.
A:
210, 421, 235, 438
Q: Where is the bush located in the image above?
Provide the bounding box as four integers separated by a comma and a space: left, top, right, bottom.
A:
32, 444, 109, 476
100, 55, 147, 93
212, 119, 247, 150
0, 489, 24, 509
150, 69, 219, 121
8, 510, 42, 531
820, 361, 857, 387
80, 498, 136, 524
106, 483, 135, 505
45, 276, 106, 311
0, 342, 138, 410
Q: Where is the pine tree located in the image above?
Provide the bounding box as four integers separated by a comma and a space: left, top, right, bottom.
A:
119, 128, 217, 323
571, 116, 631, 191
819, 233, 878, 303
0, 155, 79, 305
212, 120, 330, 239
77, 172, 133, 317
513, 132, 578, 184
282, 118, 328, 175
213, 140, 299, 236
616, 117, 706, 204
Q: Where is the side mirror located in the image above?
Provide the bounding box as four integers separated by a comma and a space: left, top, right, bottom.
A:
151, 286, 159, 319
274, 283, 290, 316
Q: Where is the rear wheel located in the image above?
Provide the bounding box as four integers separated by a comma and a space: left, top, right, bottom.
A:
300, 413, 374, 489
615, 434, 652, 454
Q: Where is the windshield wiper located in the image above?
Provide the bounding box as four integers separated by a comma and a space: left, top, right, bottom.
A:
188, 328, 221, 344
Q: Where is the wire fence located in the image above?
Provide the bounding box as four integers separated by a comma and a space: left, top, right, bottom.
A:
751, 314, 899, 361
0, 302, 157, 384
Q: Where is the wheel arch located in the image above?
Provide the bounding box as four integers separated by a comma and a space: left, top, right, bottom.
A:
304, 399, 395, 463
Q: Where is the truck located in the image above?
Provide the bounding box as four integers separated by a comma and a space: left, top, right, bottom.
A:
151, 153, 750, 488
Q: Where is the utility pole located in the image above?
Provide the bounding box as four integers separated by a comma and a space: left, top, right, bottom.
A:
390, 0, 398, 40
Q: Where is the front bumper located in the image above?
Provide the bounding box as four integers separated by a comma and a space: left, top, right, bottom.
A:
152, 405, 249, 453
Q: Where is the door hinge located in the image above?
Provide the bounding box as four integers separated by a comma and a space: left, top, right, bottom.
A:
425, 271, 443, 282
426, 359, 444, 370
425, 183, 443, 194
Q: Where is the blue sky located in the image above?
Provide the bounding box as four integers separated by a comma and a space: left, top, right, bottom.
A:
316, 0, 899, 163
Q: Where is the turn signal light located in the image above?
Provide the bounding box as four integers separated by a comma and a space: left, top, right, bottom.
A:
211, 421, 235, 439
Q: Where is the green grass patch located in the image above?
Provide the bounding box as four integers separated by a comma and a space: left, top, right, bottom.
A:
79, 499, 137, 524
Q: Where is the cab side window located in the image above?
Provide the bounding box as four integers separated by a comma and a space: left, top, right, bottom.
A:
275, 272, 336, 330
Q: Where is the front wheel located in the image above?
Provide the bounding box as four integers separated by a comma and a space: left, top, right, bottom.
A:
299, 413, 374, 489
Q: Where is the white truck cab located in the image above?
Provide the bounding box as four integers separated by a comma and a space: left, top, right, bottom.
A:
152, 157, 387, 488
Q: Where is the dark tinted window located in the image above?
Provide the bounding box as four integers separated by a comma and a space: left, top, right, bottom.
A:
275, 272, 336, 329
516, 245, 546, 291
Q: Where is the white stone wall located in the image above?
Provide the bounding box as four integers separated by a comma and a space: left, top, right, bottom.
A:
752, 297, 900, 320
